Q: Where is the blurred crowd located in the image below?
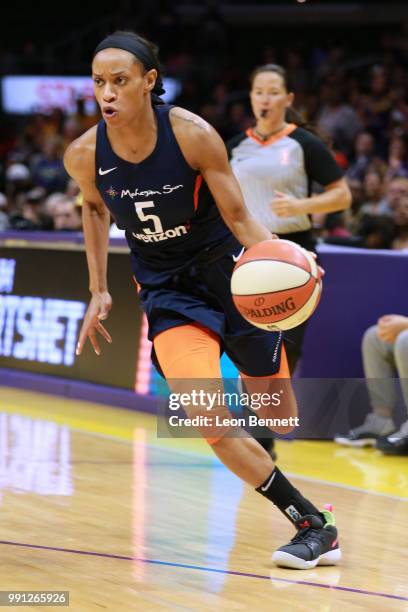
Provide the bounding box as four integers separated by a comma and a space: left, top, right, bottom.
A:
1, 11, 408, 250
0, 108, 90, 233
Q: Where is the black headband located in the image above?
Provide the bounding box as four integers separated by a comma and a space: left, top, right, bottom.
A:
93, 34, 165, 105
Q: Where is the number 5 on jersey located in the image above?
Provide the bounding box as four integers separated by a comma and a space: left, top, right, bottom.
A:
134, 201, 164, 235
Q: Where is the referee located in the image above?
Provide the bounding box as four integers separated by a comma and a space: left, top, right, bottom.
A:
228, 64, 351, 456
228, 63, 351, 373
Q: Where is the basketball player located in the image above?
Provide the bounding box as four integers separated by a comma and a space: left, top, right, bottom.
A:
64, 31, 341, 569
228, 64, 351, 374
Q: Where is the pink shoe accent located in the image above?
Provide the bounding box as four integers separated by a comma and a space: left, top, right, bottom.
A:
324, 504, 333, 511
300, 520, 311, 529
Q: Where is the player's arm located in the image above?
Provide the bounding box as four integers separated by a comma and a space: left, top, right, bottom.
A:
64, 131, 112, 356
171, 108, 273, 248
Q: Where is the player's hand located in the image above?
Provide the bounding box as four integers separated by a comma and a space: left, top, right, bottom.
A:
76, 291, 113, 356
377, 314, 408, 344
307, 250, 325, 277
271, 191, 307, 218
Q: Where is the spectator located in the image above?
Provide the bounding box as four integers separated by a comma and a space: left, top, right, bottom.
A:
384, 134, 408, 184
43, 192, 70, 218
22, 187, 53, 229
384, 177, 408, 210
356, 214, 396, 249
359, 170, 390, 217
335, 315, 408, 455
51, 198, 82, 231
389, 87, 408, 133
62, 117, 82, 150
317, 87, 361, 156
346, 177, 365, 214
364, 66, 394, 140
5, 163, 31, 205
0, 193, 10, 230
31, 137, 68, 194
322, 211, 352, 239
9, 188, 51, 231
346, 132, 377, 181
391, 195, 408, 250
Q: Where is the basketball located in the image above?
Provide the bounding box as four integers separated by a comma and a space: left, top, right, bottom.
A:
231, 239, 322, 331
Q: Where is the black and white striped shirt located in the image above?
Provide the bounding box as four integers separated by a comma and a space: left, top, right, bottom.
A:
227, 124, 343, 235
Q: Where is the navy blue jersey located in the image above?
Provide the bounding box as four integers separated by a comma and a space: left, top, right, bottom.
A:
95, 104, 283, 377
95, 105, 231, 285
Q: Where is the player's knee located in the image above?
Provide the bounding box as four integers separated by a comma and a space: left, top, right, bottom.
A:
394, 329, 408, 368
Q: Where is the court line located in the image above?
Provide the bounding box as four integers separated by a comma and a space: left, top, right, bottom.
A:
148, 445, 408, 501
284, 472, 408, 502
70, 459, 408, 500
0, 539, 407, 603
75, 428, 408, 501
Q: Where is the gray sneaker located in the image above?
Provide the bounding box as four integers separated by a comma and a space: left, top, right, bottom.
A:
334, 413, 396, 447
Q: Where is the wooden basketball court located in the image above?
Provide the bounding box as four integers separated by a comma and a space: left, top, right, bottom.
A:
0, 387, 407, 610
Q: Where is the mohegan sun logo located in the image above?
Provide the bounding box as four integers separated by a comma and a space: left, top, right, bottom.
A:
105, 186, 118, 199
